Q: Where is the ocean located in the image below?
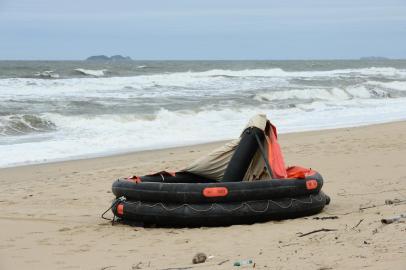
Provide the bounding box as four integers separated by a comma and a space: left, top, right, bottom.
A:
1, 60, 406, 167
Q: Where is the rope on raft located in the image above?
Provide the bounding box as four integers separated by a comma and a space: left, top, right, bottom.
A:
120, 193, 326, 214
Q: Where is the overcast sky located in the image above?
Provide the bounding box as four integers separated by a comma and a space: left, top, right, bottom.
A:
0, 0, 405, 60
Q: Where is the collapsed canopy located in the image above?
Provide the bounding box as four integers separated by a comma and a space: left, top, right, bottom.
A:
182, 114, 288, 181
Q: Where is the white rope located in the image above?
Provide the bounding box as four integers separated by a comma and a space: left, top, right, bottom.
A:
123, 194, 325, 214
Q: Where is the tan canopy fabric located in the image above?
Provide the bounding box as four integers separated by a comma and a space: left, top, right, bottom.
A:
182, 114, 283, 181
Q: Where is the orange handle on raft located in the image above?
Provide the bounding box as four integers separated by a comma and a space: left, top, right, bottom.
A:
203, 187, 229, 197
117, 203, 124, 215
306, 180, 318, 190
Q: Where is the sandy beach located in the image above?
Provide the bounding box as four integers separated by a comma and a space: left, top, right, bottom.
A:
1, 121, 406, 270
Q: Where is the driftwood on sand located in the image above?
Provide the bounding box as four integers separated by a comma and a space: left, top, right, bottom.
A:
298, 228, 338, 237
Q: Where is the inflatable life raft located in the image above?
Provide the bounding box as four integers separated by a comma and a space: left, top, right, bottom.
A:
108, 115, 330, 227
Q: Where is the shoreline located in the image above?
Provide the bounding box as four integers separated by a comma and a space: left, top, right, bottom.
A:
1, 120, 406, 269
3, 119, 406, 170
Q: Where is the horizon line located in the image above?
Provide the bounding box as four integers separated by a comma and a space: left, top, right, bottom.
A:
0, 57, 404, 61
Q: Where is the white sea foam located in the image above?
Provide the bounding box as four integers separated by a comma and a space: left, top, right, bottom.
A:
253, 88, 351, 102
0, 75, 287, 100
183, 67, 406, 78
252, 84, 396, 102
345, 86, 372, 98
366, 81, 406, 91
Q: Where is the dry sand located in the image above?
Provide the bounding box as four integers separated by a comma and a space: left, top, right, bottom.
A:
1, 121, 406, 270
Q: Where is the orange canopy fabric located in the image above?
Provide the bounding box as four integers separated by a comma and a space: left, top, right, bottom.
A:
266, 123, 287, 179
286, 166, 317, 179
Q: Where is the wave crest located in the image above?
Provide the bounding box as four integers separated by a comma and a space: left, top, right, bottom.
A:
252, 84, 402, 103
74, 68, 107, 77
0, 114, 56, 136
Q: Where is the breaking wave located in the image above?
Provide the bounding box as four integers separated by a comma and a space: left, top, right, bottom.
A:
74, 68, 107, 77
252, 84, 397, 102
34, 70, 60, 79
197, 67, 406, 78
0, 114, 56, 136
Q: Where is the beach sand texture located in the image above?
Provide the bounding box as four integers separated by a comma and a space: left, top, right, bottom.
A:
1, 122, 405, 270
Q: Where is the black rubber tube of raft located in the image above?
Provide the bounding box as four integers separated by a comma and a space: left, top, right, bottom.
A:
112, 192, 330, 227
112, 172, 323, 204
222, 127, 262, 182
137, 172, 216, 183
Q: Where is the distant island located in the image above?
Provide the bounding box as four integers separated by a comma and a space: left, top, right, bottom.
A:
359, 56, 390, 61
86, 55, 132, 61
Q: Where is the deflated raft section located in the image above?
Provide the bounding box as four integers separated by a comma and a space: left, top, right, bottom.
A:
108, 114, 331, 227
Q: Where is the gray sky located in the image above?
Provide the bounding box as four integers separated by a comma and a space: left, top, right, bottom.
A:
0, 0, 405, 60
